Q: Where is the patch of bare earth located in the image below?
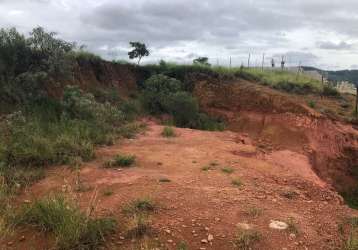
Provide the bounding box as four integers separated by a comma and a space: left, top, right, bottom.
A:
4, 122, 358, 250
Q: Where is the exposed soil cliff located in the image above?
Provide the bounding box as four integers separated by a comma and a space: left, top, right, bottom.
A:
193, 76, 358, 194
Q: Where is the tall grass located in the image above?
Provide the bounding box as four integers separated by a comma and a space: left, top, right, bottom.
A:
13, 194, 116, 249
142, 62, 333, 96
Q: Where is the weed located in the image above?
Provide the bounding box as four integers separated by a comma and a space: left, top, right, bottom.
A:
286, 217, 299, 234
245, 207, 263, 218
201, 165, 214, 171
123, 198, 156, 215
232, 178, 243, 187
308, 100, 316, 108
161, 126, 176, 137
123, 198, 156, 239
177, 241, 189, 250
126, 213, 151, 238
221, 166, 234, 174
13, 194, 116, 249
103, 189, 114, 196
233, 229, 261, 250
104, 154, 136, 168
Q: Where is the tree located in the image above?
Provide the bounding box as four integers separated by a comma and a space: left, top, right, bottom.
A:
128, 42, 149, 65
193, 57, 210, 66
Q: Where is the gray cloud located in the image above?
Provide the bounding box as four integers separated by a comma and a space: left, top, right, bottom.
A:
317, 41, 353, 50
1, 0, 358, 69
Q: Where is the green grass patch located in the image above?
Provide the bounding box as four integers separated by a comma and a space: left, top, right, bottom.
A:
123, 198, 156, 215
161, 126, 176, 137
233, 229, 261, 250
201, 165, 215, 171
232, 178, 243, 187
13, 194, 116, 250
245, 207, 263, 218
221, 166, 234, 174
104, 154, 136, 168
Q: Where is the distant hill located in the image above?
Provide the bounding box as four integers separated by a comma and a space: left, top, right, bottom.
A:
302, 66, 358, 86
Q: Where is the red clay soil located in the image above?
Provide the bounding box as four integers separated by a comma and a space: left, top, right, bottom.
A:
4, 121, 358, 250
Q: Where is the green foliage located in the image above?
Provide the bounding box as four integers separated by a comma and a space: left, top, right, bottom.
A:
128, 42, 149, 65
13, 195, 116, 250
233, 229, 261, 250
161, 126, 176, 137
232, 178, 243, 187
104, 154, 136, 168
141, 74, 182, 114
123, 198, 156, 215
0, 86, 135, 168
221, 166, 234, 174
122, 198, 155, 238
141, 74, 224, 130
0, 27, 75, 105
323, 84, 340, 97
72, 50, 102, 64
342, 188, 358, 209
165, 91, 199, 127
193, 57, 211, 66
308, 100, 316, 108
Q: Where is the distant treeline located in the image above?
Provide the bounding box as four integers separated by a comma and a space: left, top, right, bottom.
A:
302, 66, 358, 86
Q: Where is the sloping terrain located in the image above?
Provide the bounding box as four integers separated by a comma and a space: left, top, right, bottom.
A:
3, 122, 357, 250
193, 78, 358, 193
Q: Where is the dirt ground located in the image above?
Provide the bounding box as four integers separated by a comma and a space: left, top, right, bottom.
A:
4, 120, 357, 250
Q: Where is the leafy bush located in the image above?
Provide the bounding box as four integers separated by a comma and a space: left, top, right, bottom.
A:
14, 195, 116, 250
141, 74, 224, 130
104, 154, 136, 168
161, 126, 176, 137
234, 229, 261, 250
323, 85, 340, 97
164, 91, 199, 127
141, 74, 182, 114
0, 86, 135, 168
0, 27, 75, 105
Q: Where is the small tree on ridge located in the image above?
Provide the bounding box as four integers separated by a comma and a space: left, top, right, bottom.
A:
128, 42, 149, 65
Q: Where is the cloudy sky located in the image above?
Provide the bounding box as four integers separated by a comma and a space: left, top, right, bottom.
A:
1, 0, 358, 69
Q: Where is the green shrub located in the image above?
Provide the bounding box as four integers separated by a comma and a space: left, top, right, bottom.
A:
232, 178, 243, 187
308, 100, 316, 108
123, 198, 156, 215
164, 91, 199, 127
234, 229, 261, 250
104, 154, 136, 168
221, 166, 234, 174
161, 126, 176, 137
323, 85, 340, 97
14, 195, 116, 249
141, 74, 182, 114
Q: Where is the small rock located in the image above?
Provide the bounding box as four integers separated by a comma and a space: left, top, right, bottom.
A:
289, 233, 296, 239
204, 227, 210, 231
23, 200, 31, 204
19, 235, 25, 242
165, 229, 171, 234
201, 239, 208, 244
167, 239, 173, 243
269, 220, 288, 230
7, 242, 13, 246
208, 234, 214, 241
119, 236, 125, 240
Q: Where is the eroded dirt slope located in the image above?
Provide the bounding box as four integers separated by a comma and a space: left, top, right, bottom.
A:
193, 79, 358, 192
5, 122, 357, 250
